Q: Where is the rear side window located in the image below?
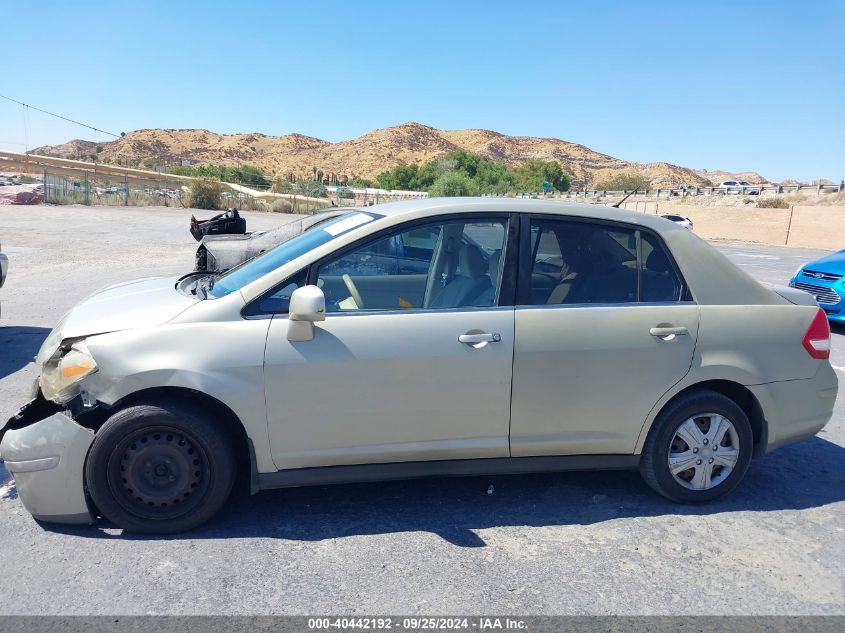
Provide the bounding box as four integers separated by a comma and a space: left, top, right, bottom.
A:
524, 219, 683, 305
641, 233, 683, 302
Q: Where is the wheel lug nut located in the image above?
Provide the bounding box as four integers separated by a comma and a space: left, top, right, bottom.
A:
709, 458, 714, 464
693, 448, 699, 453
703, 439, 709, 445
696, 459, 702, 465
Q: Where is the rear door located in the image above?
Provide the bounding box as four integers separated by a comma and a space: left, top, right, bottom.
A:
510, 216, 700, 456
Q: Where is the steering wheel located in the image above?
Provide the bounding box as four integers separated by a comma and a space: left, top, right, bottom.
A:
342, 274, 364, 309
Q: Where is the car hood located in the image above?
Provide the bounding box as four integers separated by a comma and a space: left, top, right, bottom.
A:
804, 250, 845, 275
37, 277, 197, 363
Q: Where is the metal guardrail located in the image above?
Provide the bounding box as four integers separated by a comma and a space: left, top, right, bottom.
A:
558, 182, 844, 199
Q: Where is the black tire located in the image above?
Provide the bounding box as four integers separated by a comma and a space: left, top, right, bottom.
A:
639, 389, 753, 503
85, 400, 236, 533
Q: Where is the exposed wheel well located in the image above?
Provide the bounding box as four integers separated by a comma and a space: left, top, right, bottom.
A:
105, 387, 253, 488
659, 380, 766, 456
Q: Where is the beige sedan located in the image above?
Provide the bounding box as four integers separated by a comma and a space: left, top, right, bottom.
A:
0, 198, 837, 533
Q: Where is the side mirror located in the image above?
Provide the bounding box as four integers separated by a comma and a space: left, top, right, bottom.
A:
287, 285, 326, 342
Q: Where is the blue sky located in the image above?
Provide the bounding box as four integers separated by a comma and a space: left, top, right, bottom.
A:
1, 0, 842, 181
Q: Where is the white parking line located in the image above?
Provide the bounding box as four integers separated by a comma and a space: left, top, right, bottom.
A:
832, 365, 845, 373
734, 252, 778, 259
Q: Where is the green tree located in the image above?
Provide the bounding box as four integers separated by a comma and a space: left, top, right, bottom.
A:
513, 160, 571, 192
445, 149, 481, 178
377, 152, 571, 195
475, 160, 516, 194
428, 171, 478, 197
232, 165, 271, 188
376, 164, 419, 190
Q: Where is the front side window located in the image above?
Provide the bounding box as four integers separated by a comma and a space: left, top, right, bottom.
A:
524, 219, 682, 305
208, 211, 380, 299
244, 270, 307, 316
316, 218, 508, 312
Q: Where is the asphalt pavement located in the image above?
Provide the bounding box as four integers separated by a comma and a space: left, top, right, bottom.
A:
0, 205, 842, 615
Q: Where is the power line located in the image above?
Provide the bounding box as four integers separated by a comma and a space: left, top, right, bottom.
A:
0, 94, 120, 139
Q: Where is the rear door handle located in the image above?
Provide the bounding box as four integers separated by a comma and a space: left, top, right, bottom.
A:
458, 332, 502, 345
649, 326, 688, 338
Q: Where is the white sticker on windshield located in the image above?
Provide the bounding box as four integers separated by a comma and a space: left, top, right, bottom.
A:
323, 212, 374, 236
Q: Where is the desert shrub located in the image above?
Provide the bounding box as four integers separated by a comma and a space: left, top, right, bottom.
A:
272, 200, 294, 213
757, 197, 789, 209
189, 177, 222, 210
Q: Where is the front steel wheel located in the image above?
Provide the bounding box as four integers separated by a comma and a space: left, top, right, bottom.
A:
111, 426, 210, 520
86, 400, 236, 533
640, 389, 753, 503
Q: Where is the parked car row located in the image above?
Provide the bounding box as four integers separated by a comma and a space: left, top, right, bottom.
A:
717, 180, 762, 195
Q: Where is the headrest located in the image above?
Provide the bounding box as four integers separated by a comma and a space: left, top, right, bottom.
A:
488, 249, 502, 281
459, 244, 487, 279
646, 248, 671, 273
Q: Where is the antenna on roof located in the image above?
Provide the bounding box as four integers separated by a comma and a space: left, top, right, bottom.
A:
613, 186, 640, 208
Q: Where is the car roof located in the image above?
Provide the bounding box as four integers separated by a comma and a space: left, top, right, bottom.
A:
348, 196, 689, 235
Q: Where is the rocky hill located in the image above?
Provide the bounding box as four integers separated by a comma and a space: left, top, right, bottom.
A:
693, 169, 769, 185
32, 122, 764, 188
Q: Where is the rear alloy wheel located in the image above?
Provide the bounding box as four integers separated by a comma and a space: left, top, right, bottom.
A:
86, 401, 236, 533
640, 389, 753, 503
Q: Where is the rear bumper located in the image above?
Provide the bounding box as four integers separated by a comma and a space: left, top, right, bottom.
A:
0, 412, 95, 524
0, 252, 7, 288
749, 362, 838, 454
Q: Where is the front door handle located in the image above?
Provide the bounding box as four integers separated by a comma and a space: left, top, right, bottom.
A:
458, 332, 502, 346
649, 326, 688, 339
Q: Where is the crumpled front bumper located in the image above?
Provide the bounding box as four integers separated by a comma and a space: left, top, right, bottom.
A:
0, 411, 95, 524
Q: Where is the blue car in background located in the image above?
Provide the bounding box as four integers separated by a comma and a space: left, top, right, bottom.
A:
790, 250, 845, 323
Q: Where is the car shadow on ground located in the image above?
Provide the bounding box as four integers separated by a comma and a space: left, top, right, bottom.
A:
0, 326, 49, 380
40, 435, 845, 546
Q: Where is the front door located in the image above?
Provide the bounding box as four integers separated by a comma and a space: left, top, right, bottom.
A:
510, 217, 700, 456
264, 215, 516, 470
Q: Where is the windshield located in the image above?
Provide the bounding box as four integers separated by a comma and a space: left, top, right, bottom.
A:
207, 211, 380, 298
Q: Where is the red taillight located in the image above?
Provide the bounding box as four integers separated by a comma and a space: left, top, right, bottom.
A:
802, 307, 831, 359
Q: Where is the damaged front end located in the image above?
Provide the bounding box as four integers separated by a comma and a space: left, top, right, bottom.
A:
0, 340, 111, 525
1, 391, 98, 524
